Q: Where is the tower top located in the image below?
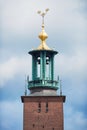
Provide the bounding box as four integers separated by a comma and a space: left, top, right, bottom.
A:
28, 9, 58, 94
37, 8, 51, 50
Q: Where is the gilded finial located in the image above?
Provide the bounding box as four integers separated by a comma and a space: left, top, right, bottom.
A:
37, 8, 51, 50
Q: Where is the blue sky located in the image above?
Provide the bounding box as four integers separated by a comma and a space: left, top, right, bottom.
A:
0, 0, 87, 130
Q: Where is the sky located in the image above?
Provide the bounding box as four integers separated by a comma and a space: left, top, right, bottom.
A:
0, 0, 87, 130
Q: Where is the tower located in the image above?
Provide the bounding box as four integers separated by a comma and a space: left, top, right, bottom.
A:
21, 9, 66, 130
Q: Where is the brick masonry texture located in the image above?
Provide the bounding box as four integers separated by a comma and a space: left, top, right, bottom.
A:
21, 96, 65, 130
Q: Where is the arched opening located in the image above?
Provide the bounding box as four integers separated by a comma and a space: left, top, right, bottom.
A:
37, 57, 40, 78
46, 56, 50, 80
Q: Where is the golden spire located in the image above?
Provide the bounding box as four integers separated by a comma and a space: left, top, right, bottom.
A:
37, 8, 52, 50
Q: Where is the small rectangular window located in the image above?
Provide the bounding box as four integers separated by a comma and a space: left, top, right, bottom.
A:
46, 102, 48, 112
38, 102, 41, 113
42, 125, 44, 128
33, 124, 35, 128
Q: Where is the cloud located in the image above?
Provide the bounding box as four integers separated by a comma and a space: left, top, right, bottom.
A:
65, 106, 87, 130
55, 46, 87, 106
0, 100, 23, 130
1, 0, 87, 35
0, 56, 31, 87
55, 47, 87, 79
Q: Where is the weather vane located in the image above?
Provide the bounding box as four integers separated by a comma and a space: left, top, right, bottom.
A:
37, 8, 49, 25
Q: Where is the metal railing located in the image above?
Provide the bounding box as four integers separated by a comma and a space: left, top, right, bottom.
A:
28, 79, 58, 89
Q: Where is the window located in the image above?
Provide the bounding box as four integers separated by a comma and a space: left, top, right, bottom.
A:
38, 102, 41, 113
32, 124, 35, 128
42, 125, 44, 128
46, 102, 48, 112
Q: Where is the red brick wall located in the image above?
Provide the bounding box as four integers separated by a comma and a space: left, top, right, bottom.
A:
22, 96, 65, 130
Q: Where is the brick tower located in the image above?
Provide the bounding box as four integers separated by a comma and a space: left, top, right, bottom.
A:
21, 9, 66, 130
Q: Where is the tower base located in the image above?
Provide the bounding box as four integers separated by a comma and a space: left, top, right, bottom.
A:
21, 96, 66, 130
